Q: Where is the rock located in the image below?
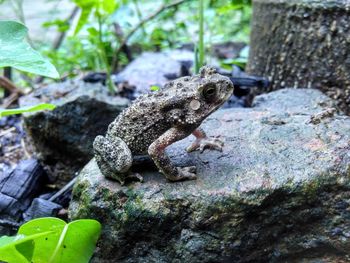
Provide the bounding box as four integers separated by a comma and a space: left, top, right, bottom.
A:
180, 42, 246, 60
211, 42, 246, 59
0, 159, 47, 235
247, 0, 350, 115
19, 79, 129, 183
113, 50, 194, 95
69, 89, 350, 262
22, 198, 62, 222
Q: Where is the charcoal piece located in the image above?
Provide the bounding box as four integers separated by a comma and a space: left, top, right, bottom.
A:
0, 159, 47, 221
23, 198, 62, 221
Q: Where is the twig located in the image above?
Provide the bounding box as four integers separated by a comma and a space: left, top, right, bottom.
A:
0, 76, 24, 108
2, 93, 19, 109
52, 6, 79, 50
0, 76, 25, 95
132, 0, 147, 36
112, 0, 189, 70
49, 177, 78, 202
112, 23, 133, 63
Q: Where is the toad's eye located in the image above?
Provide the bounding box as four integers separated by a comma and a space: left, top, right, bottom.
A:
201, 84, 216, 101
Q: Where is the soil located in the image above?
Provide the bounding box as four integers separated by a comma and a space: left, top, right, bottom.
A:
0, 116, 30, 175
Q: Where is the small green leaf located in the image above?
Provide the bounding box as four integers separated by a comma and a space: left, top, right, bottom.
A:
0, 103, 56, 117
0, 232, 54, 263
18, 217, 101, 263
73, 0, 118, 34
0, 21, 59, 78
74, 2, 95, 34
150, 85, 160, 91
87, 27, 99, 37
99, 0, 118, 14
42, 19, 70, 32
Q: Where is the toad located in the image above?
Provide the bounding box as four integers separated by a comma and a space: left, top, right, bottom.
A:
93, 66, 234, 184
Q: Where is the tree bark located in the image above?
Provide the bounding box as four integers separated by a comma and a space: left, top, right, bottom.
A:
247, 0, 350, 114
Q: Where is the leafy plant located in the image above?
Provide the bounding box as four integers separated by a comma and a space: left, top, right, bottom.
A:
72, 0, 119, 92
40, 0, 252, 78
0, 20, 58, 117
0, 217, 101, 263
0, 21, 59, 79
208, 0, 252, 43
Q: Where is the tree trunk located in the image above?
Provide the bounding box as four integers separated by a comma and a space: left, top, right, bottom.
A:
247, 0, 350, 114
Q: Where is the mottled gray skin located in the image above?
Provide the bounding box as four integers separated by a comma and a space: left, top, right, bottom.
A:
93, 66, 234, 184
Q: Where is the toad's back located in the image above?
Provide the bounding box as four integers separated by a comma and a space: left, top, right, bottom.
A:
105, 93, 172, 155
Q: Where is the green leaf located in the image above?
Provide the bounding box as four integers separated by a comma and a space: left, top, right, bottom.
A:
0, 103, 56, 118
87, 26, 99, 37
73, 1, 95, 34
99, 0, 118, 14
0, 232, 54, 263
0, 21, 59, 78
42, 19, 70, 32
18, 217, 101, 263
150, 85, 160, 91
73, 0, 118, 34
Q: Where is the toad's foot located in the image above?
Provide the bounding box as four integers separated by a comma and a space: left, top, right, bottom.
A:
186, 137, 224, 153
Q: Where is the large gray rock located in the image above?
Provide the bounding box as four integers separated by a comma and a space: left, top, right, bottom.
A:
113, 50, 194, 95
69, 89, 350, 262
20, 79, 129, 183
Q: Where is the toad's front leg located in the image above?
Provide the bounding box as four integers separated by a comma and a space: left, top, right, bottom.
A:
148, 128, 197, 182
186, 128, 224, 153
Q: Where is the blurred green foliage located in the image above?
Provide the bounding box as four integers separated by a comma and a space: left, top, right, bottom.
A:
0, 0, 252, 80
42, 0, 251, 77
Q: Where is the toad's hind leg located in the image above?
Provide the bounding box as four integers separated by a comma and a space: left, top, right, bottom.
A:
93, 135, 135, 184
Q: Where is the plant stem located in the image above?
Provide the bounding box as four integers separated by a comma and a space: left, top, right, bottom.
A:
97, 14, 115, 93
11, 0, 34, 47
132, 0, 147, 36
198, 0, 205, 72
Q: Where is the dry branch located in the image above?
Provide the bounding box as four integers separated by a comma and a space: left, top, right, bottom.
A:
0, 76, 24, 95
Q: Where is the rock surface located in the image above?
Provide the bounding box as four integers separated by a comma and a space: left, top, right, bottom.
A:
113, 50, 194, 95
247, 0, 350, 115
20, 79, 129, 183
69, 89, 350, 262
